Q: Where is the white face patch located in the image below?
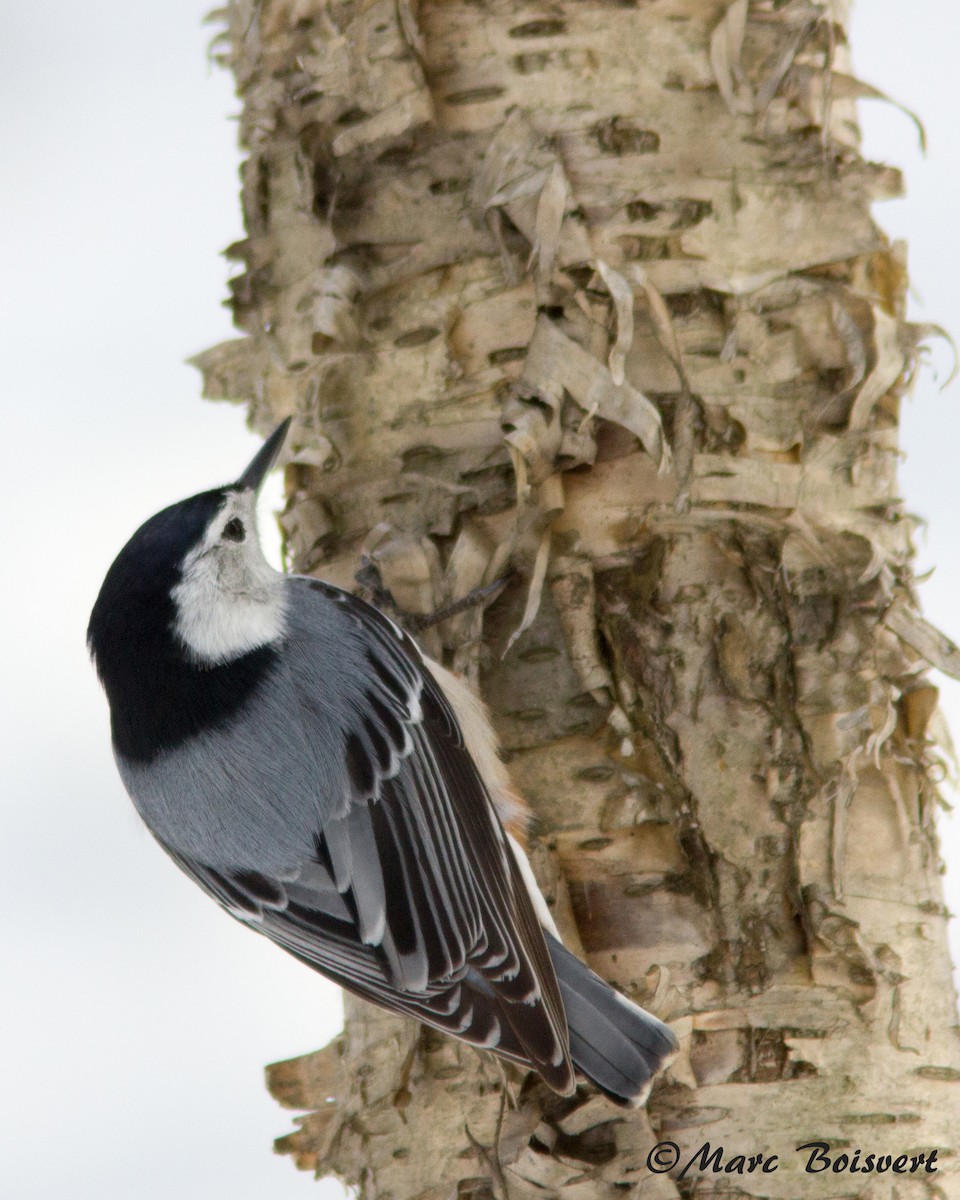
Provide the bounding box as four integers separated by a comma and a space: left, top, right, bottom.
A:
171, 490, 286, 665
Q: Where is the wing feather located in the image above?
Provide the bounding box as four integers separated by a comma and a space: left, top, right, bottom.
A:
161, 577, 574, 1093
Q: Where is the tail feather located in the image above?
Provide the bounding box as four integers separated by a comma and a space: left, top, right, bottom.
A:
546, 933, 678, 1107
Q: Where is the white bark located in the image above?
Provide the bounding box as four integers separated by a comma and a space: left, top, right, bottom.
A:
196, 0, 960, 1194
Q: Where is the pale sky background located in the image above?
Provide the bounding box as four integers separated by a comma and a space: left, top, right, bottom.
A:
2, 3, 958, 1198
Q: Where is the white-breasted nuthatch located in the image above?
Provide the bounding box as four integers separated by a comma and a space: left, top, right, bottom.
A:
88, 421, 677, 1105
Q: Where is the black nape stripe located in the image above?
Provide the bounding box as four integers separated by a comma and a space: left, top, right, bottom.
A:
109, 644, 280, 763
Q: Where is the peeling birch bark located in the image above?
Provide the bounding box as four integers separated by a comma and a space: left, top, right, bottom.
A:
198, 0, 960, 1194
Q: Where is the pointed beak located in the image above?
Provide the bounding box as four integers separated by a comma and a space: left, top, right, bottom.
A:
236, 418, 291, 493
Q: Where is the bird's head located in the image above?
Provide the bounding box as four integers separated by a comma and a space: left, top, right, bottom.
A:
88, 419, 291, 677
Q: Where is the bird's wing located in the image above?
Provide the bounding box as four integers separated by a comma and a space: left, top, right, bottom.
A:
164, 577, 574, 1092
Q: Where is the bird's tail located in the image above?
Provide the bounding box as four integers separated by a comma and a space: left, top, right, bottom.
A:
545, 932, 678, 1107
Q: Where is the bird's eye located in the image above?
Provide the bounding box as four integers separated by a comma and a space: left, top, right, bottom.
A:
222, 517, 246, 543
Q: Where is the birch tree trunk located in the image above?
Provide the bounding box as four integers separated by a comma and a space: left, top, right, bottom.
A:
195, 0, 960, 1194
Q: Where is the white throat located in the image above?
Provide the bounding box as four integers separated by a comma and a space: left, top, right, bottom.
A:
171, 491, 286, 666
